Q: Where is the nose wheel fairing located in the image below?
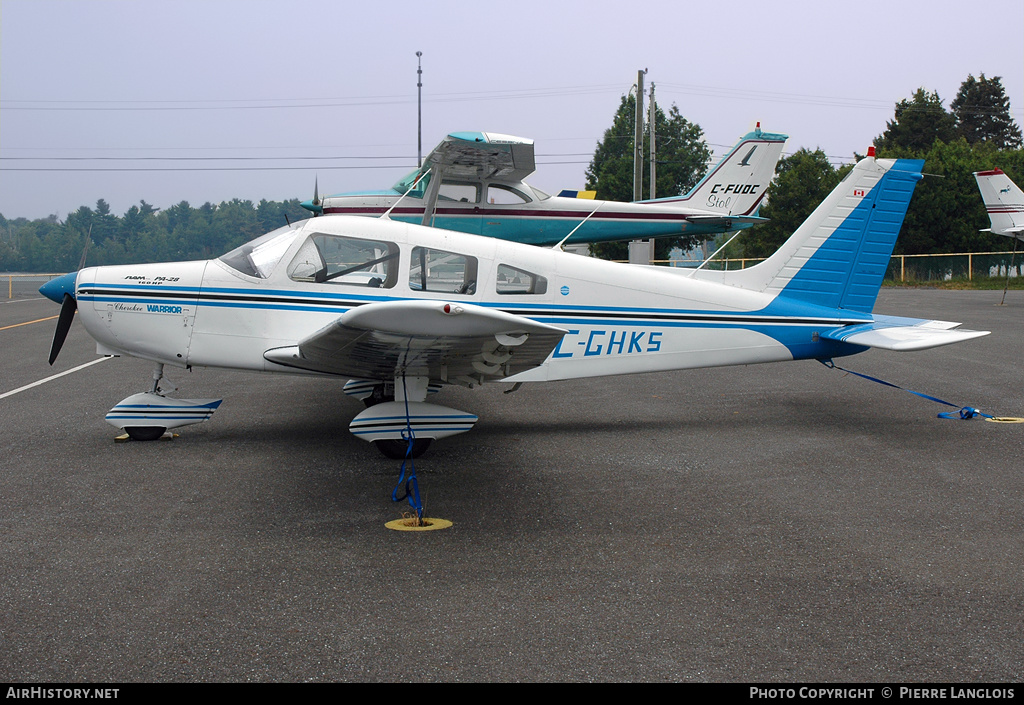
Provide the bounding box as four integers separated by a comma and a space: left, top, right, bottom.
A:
105, 392, 223, 437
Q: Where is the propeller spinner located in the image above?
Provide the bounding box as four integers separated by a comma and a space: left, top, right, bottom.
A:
300, 177, 323, 215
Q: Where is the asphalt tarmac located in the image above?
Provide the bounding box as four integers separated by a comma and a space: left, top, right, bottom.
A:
1, 288, 1022, 682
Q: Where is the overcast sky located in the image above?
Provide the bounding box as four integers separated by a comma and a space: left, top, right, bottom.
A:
2, 0, 1021, 221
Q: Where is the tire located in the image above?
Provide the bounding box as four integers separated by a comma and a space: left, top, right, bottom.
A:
374, 438, 432, 459
125, 426, 166, 441
362, 385, 395, 408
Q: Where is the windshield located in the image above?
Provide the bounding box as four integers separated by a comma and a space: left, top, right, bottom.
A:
218, 224, 299, 278
391, 169, 431, 199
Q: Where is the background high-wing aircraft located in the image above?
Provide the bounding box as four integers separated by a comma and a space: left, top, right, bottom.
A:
301, 128, 787, 247
975, 168, 1024, 240
42, 150, 988, 459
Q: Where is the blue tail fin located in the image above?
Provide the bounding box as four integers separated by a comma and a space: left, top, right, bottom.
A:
712, 155, 924, 314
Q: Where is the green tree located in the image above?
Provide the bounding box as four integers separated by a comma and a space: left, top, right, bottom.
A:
585, 93, 711, 260
741, 148, 849, 259
894, 139, 1021, 255
874, 88, 957, 153
951, 74, 1023, 150
91, 198, 119, 244
256, 198, 310, 232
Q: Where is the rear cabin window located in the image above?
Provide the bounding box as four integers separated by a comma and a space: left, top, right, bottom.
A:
496, 264, 547, 295
409, 247, 478, 295
288, 233, 398, 288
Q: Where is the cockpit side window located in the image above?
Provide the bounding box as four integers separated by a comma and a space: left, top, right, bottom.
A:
487, 184, 532, 205
409, 247, 478, 295
496, 264, 547, 295
288, 233, 398, 288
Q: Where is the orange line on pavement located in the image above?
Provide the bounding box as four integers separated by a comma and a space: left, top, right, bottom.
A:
0, 315, 60, 331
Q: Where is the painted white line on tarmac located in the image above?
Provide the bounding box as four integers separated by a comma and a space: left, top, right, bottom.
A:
1, 357, 114, 400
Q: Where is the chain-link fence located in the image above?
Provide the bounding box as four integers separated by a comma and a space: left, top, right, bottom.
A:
2, 274, 64, 299
883, 252, 1021, 283
663, 250, 1022, 283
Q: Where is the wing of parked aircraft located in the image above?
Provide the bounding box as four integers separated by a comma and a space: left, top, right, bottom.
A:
263, 299, 566, 383
421, 131, 537, 183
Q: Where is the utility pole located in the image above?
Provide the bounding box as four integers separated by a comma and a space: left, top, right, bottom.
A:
633, 69, 645, 202
628, 69, 654, 266
649, 82, 656, 200
416, 51, 423, 167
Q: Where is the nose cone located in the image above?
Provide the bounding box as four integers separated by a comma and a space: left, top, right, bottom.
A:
300, 199, 322, 214
40, 271, 78, 304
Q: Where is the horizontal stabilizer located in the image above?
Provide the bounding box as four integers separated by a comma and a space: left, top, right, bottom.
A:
820, 316, 989, 352
982, 225, 1024, 234
683, 214, 768, 227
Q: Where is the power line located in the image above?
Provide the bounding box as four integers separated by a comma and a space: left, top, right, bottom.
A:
0, 159, 593, 173
0, 84, 623, 112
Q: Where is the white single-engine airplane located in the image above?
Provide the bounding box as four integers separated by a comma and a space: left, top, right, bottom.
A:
974, 168, 1024, 240
301, 127, 787, 247
42, 149, 989, 458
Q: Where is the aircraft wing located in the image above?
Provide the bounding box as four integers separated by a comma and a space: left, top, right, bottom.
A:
263, 300, 565, 382
422, 132, 536, 183
820, 315, 989, 352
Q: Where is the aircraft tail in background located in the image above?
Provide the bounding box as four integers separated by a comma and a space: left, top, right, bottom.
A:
646, 124, 787, 217
974, 168, 1024, 240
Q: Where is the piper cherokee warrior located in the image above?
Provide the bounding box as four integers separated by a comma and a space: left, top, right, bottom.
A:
42, 149, 988, 457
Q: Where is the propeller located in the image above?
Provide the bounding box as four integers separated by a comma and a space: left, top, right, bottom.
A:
41, 226, 90, 365
40, 271, 79, 365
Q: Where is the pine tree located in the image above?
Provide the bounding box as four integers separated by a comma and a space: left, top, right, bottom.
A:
874, 88, 957, 154
951, 74, 1022, 150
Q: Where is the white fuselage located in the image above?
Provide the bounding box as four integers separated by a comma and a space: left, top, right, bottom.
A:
74, 216, 862, 385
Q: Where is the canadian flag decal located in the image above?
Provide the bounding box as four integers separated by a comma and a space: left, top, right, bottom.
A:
853, 188, 866, 197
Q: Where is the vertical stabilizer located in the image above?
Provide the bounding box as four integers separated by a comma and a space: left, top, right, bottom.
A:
644, 125, 787, 216
974, 169, 1024, 239
707, 154, 924, 314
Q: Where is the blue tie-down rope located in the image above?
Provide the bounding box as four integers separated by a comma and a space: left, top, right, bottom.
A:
391, 378, 424, 522
819, 359, 1023, 423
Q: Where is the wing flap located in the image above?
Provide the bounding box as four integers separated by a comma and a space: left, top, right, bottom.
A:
264, 300, 565, 381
